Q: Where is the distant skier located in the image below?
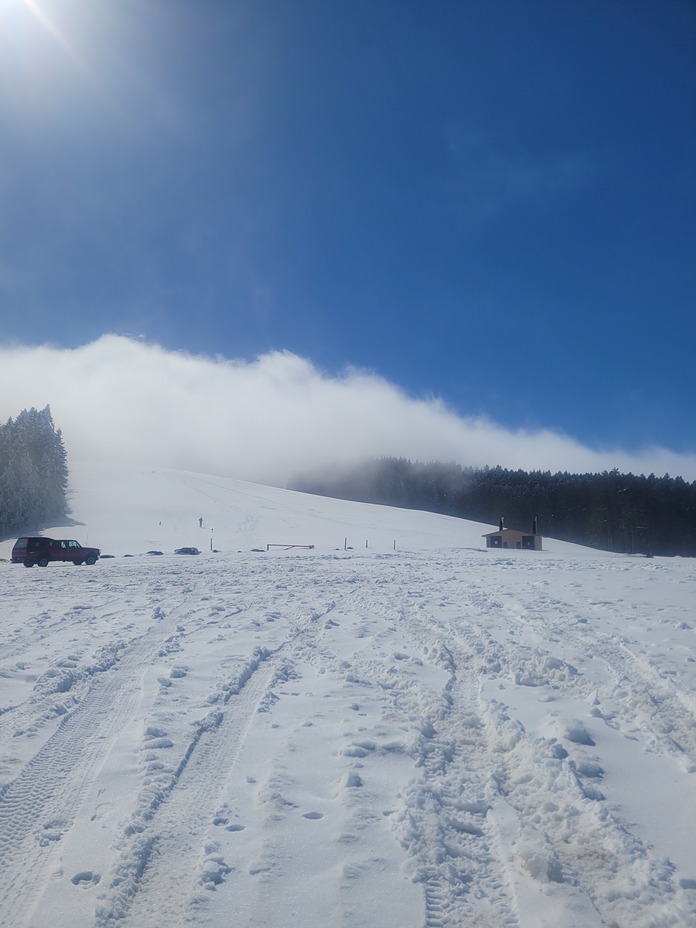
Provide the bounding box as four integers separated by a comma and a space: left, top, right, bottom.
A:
199, 517, 203, 528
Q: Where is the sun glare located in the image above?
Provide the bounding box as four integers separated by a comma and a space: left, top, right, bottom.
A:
26, 0, 75, 53
3, 0, 84, 69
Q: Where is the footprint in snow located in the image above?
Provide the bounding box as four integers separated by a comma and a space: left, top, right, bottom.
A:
71, 871, 101, 887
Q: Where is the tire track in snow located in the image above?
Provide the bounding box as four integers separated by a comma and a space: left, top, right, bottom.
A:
95, 648, 277, 928
291, 566, 521, 926
420, 689, 518, 928
0, 592, 199, 928
394, 574, 622, 927
0, 635, 155, 926
394, 607, 521, 928
591, 631, 696, 771
0, 595, 123, 754
0, 569, 190, 768
485, 696, 696, 928
452, 579, 696, 926
95, 600, 334, 928
496, 579, 696, 773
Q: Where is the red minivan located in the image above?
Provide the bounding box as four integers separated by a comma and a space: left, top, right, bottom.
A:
11, 536, 101, 567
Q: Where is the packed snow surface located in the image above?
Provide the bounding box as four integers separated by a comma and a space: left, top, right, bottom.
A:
1, 462, 695, 928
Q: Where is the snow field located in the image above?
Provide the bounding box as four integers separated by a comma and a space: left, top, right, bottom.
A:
0, 465, 695, 927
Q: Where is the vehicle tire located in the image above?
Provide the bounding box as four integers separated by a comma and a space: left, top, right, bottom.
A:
23, 560, 34, 568
37, 557, 49, 567
85, 556, 97, 566
73, 560, 84, 566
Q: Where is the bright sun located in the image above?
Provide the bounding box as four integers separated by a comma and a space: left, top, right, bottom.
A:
1, 0, 87, 76
15, 0, 71, 48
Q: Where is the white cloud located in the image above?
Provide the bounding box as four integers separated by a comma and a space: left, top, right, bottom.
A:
0, 335, 694, 484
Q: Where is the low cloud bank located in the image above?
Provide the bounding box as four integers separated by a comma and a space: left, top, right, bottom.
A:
1, 335, 694, 484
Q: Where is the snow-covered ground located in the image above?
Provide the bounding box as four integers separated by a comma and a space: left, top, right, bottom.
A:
1, 462, 695, 928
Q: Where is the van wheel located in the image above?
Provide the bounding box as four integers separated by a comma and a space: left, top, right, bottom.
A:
37, 557, 49, 567
73, 560, 84, 566
85, 556, 97, 565
23, 560, 34, 568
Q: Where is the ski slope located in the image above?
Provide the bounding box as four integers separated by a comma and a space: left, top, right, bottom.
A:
0, 463, 694, 927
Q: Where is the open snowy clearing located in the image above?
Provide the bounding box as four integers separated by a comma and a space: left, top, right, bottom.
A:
1, 463, 695, 927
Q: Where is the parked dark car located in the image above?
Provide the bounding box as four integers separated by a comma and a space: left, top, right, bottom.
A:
11, 536, 101, 567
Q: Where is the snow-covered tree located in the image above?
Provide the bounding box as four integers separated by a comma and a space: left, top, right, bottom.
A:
0, 406, 69, 535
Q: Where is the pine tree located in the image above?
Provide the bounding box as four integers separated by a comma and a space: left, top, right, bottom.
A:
0, 405, 69, 536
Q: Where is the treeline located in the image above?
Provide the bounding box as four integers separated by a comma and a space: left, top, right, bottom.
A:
0, 406, 69, 536
291, 458, 696, 557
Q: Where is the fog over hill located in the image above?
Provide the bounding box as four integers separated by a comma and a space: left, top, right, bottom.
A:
0, 463, 694, 928
1, 337, 695, 487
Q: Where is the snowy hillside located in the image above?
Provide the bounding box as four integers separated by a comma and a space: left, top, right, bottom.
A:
0, 464, 695, 928
0, 461, 589, 562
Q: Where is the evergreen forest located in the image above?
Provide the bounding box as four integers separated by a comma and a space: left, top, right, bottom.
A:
0, 406, 70, 536
291, 458, 696, 557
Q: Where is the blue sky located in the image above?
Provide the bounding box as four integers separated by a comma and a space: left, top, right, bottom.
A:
1, 0, 695, 473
